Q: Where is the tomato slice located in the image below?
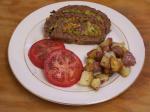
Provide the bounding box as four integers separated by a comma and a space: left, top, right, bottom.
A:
28, 39, 65, 68
44, 49, 83, 87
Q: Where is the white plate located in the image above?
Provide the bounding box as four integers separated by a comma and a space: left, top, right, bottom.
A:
8, 1, 145, 105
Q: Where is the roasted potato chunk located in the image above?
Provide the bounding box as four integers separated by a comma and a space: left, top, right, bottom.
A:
79, 71, 93, 86
112, 42, 125, 48
93, 72, 101, 77
100, 55, 110, 69
112, 42, 128, 53
95, 74, 109, 83
99, 38, 112, 53
93, 62, 102, 73
111, 46, 124, 58
95, 47, 103, 61
86, 58, 95, 64
105, 51, 116, 58
84, 63, 94, 72
119, 66, 131, 77
102, 46, 110, 53
90, 78, 101, 90
110, 56, 122, 72
87, 49, 97, 58
122, 51, 136, 66
82, 38, 136, 91
104, 68, 112, 74
99, 38, 112, 48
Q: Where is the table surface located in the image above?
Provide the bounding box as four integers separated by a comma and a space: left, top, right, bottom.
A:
0, 0, 150, 111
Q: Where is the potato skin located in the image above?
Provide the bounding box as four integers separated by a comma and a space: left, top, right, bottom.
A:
122, 51, 136, 66
111, 46, 124, 58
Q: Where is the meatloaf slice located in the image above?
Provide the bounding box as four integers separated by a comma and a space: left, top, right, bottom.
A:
44, 5, 111, 44
55, 5, 111, 33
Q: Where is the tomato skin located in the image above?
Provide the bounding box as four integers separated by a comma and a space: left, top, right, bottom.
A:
44, 49, 83, 87
28, 39, 65, 69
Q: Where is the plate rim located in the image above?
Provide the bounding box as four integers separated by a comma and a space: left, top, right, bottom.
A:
8, 1, 145, 105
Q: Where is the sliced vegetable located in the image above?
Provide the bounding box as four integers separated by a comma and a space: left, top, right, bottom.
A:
28, 39, 65, 68
44, 49, 83, 87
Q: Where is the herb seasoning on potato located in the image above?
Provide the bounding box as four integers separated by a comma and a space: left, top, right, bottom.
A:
79, 38, 136, 90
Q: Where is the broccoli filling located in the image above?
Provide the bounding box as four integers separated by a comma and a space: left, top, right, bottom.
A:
63, 18, 101, 37
63, 9, 95, 16
82, 21, 101, 37
48, 13, 102, 37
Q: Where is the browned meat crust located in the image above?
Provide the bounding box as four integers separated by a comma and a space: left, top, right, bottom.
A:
44, 5, 111, 44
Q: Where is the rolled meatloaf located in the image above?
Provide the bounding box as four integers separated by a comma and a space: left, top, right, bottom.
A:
44, 5, 111, 44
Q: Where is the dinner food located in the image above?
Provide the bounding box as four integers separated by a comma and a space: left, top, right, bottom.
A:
28, 39, 83, 87
28, 38, 136, 89
79, 38, 136, 90
79, 71, 93, 86
44, 5, 111, 44
28, 39, 65, 68
28, 6, 136, 90
44, 49, 83, 87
